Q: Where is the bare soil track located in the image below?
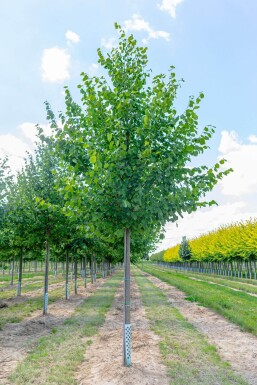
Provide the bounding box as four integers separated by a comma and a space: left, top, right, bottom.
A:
76, 277, 169, 385
0, 278, 106, 385
145, 272, 257, 385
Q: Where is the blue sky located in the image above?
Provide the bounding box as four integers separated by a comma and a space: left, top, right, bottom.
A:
0, 0, 257, 250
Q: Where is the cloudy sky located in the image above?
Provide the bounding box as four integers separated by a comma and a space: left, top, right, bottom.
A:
0, 0, 257, 250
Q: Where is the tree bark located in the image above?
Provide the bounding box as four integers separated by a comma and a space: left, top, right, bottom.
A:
10, 257, 15, 286
84, 256, 87, 288
43, 235, 50, 315
123, 228, 131, 367
74, 258, 78, 294
17, 247, 23, 296
65, 250, 69, 300
94, 256, 97, 282
90, 256, 94, 284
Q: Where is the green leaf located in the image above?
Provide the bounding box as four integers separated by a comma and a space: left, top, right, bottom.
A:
143, 116, 149, 125
90, 155, 97, 164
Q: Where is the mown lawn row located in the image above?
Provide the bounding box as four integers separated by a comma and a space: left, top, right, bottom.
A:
0, 271, 49, 285
152, 265, 257, 296
0, 276, 65, 300
143, 264, 257, 335
9, 272, 123, 385
135, 269, 246, 385
0, 277, 101, 330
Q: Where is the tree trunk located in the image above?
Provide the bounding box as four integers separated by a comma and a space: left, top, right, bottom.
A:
10, 257, 15, 286
102, 261, 105, 278
90, 256, 94, 284
94, 256, 97, 282
84, 256, 87, 288
54, 258, 57, 277
43, 235, 50, 315
74, 258, 78, 295
17, 247, 23, 296
123, 228, 131, 367
65, 250, 69, 300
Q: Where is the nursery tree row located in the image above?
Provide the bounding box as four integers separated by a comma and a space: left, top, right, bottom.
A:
0, 24, 229, 366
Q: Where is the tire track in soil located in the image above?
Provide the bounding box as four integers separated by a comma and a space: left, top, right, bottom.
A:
76, 275, 169, 385
145, 272, 257, 385
0, 278, 106, 385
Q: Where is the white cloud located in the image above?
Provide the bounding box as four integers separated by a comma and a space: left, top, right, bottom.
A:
88, 63, 99, 76
20, 122, 52, 146
65, 30, 80, 44
124, 14, 170, 43
0, 134, 30, 171
101, 37, 117, 50
218, 130, 241, 154
0, 122, 53, 172
158, 0, 184, 18
248, 134, 257, 143
219, 130, 257, 196
41, 47, 71, 83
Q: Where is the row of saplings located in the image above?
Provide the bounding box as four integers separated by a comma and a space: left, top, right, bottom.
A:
0, 255, 118, 314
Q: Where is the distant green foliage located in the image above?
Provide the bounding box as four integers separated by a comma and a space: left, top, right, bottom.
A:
179, 237, 192, 261
150, 250, 165, 262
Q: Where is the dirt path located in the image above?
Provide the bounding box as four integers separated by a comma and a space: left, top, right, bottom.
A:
76, 276, 169, 385
0, 278, 106, 385
145, 272, 257, 385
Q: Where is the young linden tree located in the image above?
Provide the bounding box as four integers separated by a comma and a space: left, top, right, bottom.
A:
47, 24, 230, 366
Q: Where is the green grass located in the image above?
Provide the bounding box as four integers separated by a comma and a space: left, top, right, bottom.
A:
9, 272, 122, 385
134, 269, 247, 385
0, 287, 65, 329
0, 271, 49, 284
0, 276, 92, 330
152, 264, 257, 291
0, 276, 65, 300
148, 263, 257, 286
184, 272, 257, 295
143, 264, 257, 335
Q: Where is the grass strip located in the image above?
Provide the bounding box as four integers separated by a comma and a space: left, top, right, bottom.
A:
155, 264, 257, 286
143, 264, 257, 335
151, 265, 257, 296
9, 272, 122, 385
134, 269, 247, 385
0, 277, 65, 300
0, 287, 65, 329
0, 277, 91, 329
184, 272, 257, 295
0, 272, 52, 284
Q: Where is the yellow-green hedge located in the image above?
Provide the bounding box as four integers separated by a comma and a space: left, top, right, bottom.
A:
163, 219, 257, 262
163, 244, 181, 262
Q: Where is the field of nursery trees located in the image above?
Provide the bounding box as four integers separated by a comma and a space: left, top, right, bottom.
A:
1, 27, 257, 385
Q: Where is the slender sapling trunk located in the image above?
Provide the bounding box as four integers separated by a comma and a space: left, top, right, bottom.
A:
43, 235, 50, 315
123, 228, 131, 367
17, 247, 23, 296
